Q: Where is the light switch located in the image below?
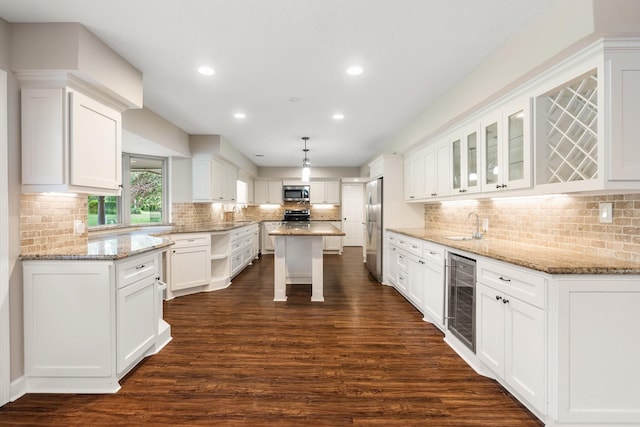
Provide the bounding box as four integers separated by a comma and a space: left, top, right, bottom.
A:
74, 220, 85, 235
482, 218, 489, 232
599, 202, 613, 224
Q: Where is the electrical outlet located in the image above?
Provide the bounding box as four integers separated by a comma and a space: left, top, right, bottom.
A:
599, 202, 613, 223
482, 218, 489, 232
73, 220, 85, 235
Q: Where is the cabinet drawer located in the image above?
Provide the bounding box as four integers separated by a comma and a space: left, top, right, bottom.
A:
396, 250, 409, 272
477, 258, 547, 309
396, 236, 423, 257
171, 233, 210, 248
117, 253, 158, 289
423, 241, 445, 263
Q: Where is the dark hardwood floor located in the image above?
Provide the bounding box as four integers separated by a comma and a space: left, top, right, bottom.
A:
0, 247, 543, 426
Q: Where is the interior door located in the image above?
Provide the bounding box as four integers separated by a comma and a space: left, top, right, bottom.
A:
341, 183, 364, 246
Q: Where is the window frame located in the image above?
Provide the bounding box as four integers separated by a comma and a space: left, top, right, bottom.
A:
89, 153, 168, 229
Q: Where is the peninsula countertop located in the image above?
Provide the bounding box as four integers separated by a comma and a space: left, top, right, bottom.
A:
388, 228, 640, 275
269, 222, 345, 236
20, 234, 174, 261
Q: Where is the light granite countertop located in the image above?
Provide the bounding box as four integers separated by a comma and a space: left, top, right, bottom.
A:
170, 221, 260, 234
269, 222, 345, 236
20, 234, 174, 261
388, 228, 640, 274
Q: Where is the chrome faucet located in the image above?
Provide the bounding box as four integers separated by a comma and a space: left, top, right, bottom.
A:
468, 212, 483, 239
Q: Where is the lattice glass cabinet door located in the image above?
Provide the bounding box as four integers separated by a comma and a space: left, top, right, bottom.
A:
466, 130, 478, 190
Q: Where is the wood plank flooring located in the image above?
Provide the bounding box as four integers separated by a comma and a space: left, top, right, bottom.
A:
0, 247, 543, 426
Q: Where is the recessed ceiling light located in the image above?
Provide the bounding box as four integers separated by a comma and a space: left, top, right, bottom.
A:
346, 65, 363, 76
234, 112, 246, 119
289, 97, 300, 102
332, 113, 344, 120
255, 154, 264, 157
198, 66, 215, 76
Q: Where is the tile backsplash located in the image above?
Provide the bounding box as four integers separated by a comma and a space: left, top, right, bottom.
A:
20, 192, 640, 262
424, 193, 640, 262
20, 193, 88, 255
171, 202, 341, 228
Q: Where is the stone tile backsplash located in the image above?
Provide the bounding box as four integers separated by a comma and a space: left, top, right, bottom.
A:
20, 193, 88, 255
20, 192, 639, 262
424, 193, 640, 262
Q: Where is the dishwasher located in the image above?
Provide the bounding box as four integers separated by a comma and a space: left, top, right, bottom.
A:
447, 253, 476, 352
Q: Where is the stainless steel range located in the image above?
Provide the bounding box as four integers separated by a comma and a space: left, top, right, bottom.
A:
283, 209, 310, 222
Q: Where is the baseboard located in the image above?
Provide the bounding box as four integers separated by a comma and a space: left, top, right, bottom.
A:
9, 375, 25, 402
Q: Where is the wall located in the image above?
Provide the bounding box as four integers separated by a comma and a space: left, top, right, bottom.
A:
11, 23, 143, 108
424, 193, 640, 262
122, 107, 190, 158
369, 0, 640, 162
1, 17, 24, 383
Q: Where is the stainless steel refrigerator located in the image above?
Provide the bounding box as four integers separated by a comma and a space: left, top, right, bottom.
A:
366, 177, 383, 282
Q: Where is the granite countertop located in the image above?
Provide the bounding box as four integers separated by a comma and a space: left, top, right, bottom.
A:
171, 221, 260, 233
388, 228, 640, 275
20, 234, 174, 261
269, 222, 345, 237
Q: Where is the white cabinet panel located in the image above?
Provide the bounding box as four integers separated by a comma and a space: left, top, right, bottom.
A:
254, 180, 282, 204
116, 275, 156, 374
21, 87, 122, 195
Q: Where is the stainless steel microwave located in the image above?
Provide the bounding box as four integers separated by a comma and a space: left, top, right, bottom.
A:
283, 185, 310, 202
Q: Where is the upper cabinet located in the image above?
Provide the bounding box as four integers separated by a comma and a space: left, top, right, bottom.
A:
310, 180, 340, 204
450, 123, 482, 195
192, 158, 238, 203
481, 98, 531, 193
424, 139, 450, 199
404, 38, 640, 201
534, 45, 640, 192
254, 180, 282, 204
21, 87, 122, 195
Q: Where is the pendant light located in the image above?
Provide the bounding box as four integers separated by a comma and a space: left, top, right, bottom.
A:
301, 137, 311, 182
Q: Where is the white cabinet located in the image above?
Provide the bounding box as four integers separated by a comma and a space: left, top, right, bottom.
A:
254, 180, 283, 204
476, 259, 547, 415
192, 158, 238, 202
168, 233, 211, 295
310, 180, 340, 204
261, 221, 283, 253
424, 140, 450, 199
481, 99, 532, 193
387, 231, 425, 312
407, 253, 426, 310
230, 223, 259, 278
116, 254, 159, 374
323, 221, 343, 252
21, 87, 122, 195
404, 148, 426, 201
450, 124, 481, 195
422, 242, 446, 330
22, 250, 167, 393
535, 48, 640, 193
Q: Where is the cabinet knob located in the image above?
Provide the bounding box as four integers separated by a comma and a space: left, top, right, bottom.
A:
172, 250, 176, 254
495, 295, 502, 301
503, 299, 510, 304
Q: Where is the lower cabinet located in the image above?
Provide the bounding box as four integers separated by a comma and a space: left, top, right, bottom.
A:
422, 242, 446, 330
476, 260, 547, 417
168, 224, 259, 297
22, 250, 169, 393
407, 253, 426, 310
323, 221, 343, 252
169, 233, 211, 294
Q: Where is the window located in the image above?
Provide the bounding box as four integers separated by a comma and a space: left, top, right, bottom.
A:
88, 154, 168, 228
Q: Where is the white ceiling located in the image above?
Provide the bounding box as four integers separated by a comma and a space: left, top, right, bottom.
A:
0, 0, 554, 167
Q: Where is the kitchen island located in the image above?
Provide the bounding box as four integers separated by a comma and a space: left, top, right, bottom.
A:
269, 222, 345, 302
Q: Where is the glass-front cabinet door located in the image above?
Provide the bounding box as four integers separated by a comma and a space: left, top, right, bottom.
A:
450, 124, 481, 194
481, 99, 531, 192
482, 112, 502, 191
